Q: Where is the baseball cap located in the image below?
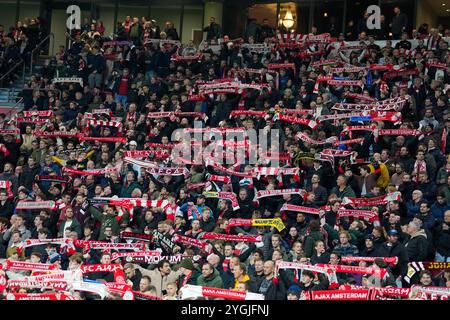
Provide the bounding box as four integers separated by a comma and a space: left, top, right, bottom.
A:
387, 229, 399, 236
175, 211, 184, 218
129, 140, 137, 146
365, 234, 375, 241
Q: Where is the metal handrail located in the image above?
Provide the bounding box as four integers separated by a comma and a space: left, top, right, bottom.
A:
30, 33, 55, 76
21, 87, 62, 101
7, 97, 23, 119
0, 59, 24, 87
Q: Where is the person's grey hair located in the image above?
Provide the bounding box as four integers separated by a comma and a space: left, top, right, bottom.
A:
132, 188, 142, 197
124, 263, 135, 270
409, 221, 420, 231
206, 254, 220, 264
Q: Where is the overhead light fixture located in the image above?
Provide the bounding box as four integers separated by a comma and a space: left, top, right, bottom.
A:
324, 12, 328, 17
282, 9, 295, 29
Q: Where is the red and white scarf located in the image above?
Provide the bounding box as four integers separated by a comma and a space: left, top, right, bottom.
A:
15, 117, 49, 124
23, 110, 54, 117
409, 285, 450, 300
341, 256, 398, 265
34, 130, 79, 138
274, 261, 339, 289
62, 166, 119, 176
280, 204, 321, 215
0, 180, 13, 198
93, 197, 170, 211
276, 113, 317, 129
123, 157, 157, 169
78, 136, 127, 143
256, 188, 307, 199
146, 167, 188, 176
5, 293, 76, 300
383, 68, 419, 79
342, 192, 401, 207
302, 289, 371, 301
0, 128, 20, 136
123, 150, 170, 159
200, 232, 262, 243
23, 238, 69, 248
317, 263, 387, 279
87, 119, 122, 128
16, 200, 57, 210
5, 260, 57, 271
172, 234, 212, 253
337, 209, 380, 223
179, 285, 264, 300
442, 128, 448, 153
412, 160, 427, 182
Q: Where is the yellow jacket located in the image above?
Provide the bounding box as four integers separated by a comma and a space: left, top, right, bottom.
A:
368, 163, 390, 189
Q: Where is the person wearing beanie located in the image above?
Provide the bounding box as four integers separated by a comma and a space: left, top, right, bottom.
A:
286, 284, 301, 300
360, 234, 381, 257
177, 258, 200, 289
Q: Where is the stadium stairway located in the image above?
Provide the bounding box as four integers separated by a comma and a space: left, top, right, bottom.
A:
0, 55, 46, 116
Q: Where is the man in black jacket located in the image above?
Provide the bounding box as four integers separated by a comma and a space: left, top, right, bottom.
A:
403, 221, 429, 262
379, 229, 409, 279
390, 6, 408, 40
124, 263, 143, 291
19, 157, 41, 191
256, 260, 286, 300
0, 190, 14, 219
87, 46, 106, 89
434, 210, 450, 261
237, 188, 255, 220
203, 17, 221, 41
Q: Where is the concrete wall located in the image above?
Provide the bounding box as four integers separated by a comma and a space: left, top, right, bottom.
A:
151, 5, 181, 32
117, 5, 148, 24
203, 0, 223, 26
19, 1, 40, 22
98, 4, 115, 38
50, 9, 90, 50
248, 3, 278, 26
182, 6, 203, 43
0, 1, 17, 32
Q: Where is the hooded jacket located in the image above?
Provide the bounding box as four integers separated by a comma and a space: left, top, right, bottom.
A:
379, 241, 409, 277
134, 265, 182, 297
303, 231, 324, 258
197, 268, 223, 288
88, 204, 130, 240
403, 229, 428, 262
435, 222, 450, 257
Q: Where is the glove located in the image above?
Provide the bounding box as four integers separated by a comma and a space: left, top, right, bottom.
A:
80, 198, 90, 214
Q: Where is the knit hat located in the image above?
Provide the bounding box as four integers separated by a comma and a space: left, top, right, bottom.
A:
287, 284, 301, 298
178, 258, 195, 271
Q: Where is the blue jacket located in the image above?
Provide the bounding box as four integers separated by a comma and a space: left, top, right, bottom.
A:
406, 200, 424, 219
431, 202, 450, 224
417, 213, 437, 232
180, 203, 207, 220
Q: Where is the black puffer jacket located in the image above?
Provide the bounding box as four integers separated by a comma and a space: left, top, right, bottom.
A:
379, 241, 409, 277
435, 223, 450, 257
403, 230, 429, 262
